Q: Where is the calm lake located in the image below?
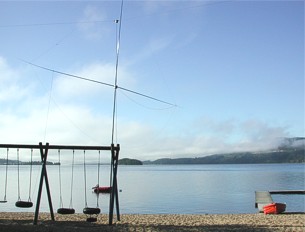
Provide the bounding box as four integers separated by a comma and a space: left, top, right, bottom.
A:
0, 163, 304, 214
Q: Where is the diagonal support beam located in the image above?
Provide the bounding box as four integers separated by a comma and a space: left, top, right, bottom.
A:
33, 142, 55, 225
109, 144, 120, 225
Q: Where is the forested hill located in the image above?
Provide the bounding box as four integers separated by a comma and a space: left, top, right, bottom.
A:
0, 159, 59, 165
144, 138, 305, 165
119, 158, 143, 165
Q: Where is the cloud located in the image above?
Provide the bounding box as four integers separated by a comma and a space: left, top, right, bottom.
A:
0, 57, 114, 140
141, 1, 174, 15
0, 57, 24, 102
125, 117, 291, 160
77, 5, 109, 40
0, 56, 294, 163
0, 56, 135, 162
51, 61, 135, 107
125, 36, 174, 66
53, 62, 115, 100
0, 57, 15, 81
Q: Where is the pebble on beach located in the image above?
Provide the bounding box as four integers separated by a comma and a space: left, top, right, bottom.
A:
0, 212, 304, 232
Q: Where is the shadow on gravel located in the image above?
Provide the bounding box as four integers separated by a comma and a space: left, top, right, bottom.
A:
0, 218, 296, 232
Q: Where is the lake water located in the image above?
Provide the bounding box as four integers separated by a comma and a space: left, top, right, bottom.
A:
0, 163, 304, 214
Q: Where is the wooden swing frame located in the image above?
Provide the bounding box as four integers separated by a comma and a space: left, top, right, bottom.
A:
0, 142, 120, 225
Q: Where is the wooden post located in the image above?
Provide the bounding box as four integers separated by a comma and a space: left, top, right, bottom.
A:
114, 145, 120, 221
109, 144, 120, 225
33, 143, 54, 225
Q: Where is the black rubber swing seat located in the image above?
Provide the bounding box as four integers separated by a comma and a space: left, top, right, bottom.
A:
57, 208, 75, 215
15, 201, 33, 208
83, 207, 101, 215
0, 200, 7, 203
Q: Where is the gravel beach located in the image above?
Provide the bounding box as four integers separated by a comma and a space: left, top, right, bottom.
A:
0, 212, 304, 232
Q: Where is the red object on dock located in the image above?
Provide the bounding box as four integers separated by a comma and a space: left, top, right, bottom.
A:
92, 186, 112, 194
263, 203, 286, 214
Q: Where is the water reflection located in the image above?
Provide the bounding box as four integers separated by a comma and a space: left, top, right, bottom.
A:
0, 164, 304, 214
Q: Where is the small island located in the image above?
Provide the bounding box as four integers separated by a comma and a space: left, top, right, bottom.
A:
118, 158, 143, 165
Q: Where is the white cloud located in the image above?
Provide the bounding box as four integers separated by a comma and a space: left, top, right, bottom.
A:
121, 117, 291, 160
53, 62, 115, 100
0, 57, 15, 81
141, 1, 173, 15
78, 5, 109, 40
125, 36, 174, 66
0, 56, 295, 162
0, 57, 24, 102
51, 61, 135, 106
0, 56, 135, 162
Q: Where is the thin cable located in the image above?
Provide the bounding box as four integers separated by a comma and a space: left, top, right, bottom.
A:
0, 19, 114, 28
50, 99, 100, 143
19, 58, 115, 88
119, 88, 177, 110
0, 1, 230, 28
20, 58, 177, 107
118, 86, 177, 107
123, 1, 232, 22
31, 28, 75, 63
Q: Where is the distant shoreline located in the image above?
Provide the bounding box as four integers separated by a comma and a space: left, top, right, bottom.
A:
143, 147, 305, 165
0, 160, 60, 165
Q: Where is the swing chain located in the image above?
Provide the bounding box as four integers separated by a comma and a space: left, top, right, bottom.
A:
96, 150, 101, 208
83, 150, 88, 208
69, 149, 75, 209
28, 148, 33, 202
17, 148, 21, 201
58, 149, 64, 208
1, 148, 9, 202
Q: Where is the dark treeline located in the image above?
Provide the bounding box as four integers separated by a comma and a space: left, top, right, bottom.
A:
143, 148, 304, 165
0, 159, 60, 165
144, 137, 305, 165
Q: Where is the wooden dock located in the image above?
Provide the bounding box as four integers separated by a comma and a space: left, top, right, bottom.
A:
255, 190, 305, 212
255, 191, 273, 210
269, 190, 305, 195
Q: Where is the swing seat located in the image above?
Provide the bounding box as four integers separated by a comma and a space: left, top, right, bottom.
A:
15, 201, 33, 208
57, 208, 75, 215
83, 207, 101, 215
0, 200, 7, 203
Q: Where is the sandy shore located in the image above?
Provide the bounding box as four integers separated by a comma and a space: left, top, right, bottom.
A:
0, 212, 304, 232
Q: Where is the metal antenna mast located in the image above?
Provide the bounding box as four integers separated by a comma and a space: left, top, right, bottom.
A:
111, 0, 124, 145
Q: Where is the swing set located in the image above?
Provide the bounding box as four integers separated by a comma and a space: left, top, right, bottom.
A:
0, 148, 34, 207
0, 142, 120, 225
56, 149, 75, 215
15, 148, 34, 208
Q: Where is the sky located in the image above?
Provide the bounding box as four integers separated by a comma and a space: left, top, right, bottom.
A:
0, 0, 304, 162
